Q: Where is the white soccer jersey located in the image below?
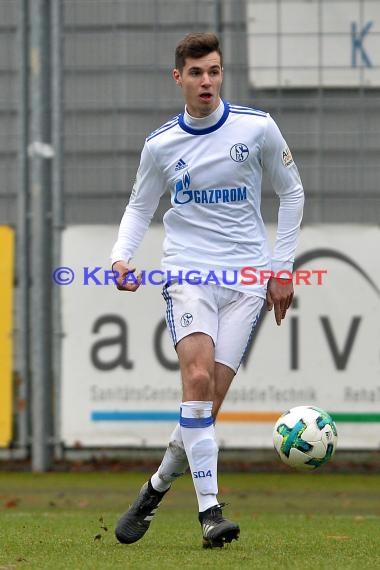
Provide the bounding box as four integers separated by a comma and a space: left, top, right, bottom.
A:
111, 99, 304, 298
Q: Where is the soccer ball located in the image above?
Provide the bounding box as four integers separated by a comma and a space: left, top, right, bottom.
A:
273, 405, 338, 470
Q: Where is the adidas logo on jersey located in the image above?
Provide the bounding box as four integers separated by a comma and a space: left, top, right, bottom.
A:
175, 158, 187, 171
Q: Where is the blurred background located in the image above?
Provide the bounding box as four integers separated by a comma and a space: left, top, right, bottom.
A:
0, 0, 379, 471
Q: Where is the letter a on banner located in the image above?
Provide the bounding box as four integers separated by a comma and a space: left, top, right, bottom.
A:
0, 226, 14, 447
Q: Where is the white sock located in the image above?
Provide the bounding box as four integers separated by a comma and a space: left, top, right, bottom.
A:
180, 401, 219, 513
150, 423, 188, 492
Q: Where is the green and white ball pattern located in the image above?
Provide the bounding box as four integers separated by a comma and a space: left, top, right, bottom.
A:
273, 405, 338, 470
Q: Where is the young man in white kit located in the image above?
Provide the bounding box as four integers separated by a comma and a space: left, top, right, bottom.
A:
111, 32, 304, 548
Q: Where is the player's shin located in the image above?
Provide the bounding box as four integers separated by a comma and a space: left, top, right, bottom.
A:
150, 423, 188, 492
180, 401, 219, 512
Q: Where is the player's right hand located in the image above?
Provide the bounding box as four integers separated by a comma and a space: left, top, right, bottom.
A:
112, 260, 142, 292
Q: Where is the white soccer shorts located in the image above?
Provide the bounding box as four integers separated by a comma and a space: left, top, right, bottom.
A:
162, 281, 264, 372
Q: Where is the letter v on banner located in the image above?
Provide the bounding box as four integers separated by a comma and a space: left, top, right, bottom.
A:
0, 226, 14, 447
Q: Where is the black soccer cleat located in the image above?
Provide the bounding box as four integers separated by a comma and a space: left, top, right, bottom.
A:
115, 480, 169, 544
199, 503, 240, 548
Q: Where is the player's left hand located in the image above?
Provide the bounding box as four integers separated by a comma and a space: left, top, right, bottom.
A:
266, 277, 294, 326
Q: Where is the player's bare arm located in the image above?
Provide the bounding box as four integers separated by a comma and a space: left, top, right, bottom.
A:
266, 277, 294, 326
112, 260, 142, 292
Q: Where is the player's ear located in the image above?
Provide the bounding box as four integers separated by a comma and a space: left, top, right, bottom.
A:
173, 69, 182, 86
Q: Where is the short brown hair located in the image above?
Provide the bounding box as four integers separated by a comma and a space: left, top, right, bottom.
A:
175, 32, 223, 71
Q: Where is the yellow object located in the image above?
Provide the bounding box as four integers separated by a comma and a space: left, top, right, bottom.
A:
0, 226, 14, 447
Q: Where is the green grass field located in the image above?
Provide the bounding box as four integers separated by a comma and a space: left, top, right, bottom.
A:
0, 470, 379, 569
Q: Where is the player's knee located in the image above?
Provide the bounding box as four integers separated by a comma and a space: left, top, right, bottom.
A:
185, 366, 213, 400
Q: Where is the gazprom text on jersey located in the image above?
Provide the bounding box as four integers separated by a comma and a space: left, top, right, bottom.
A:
174, 185, 247, 205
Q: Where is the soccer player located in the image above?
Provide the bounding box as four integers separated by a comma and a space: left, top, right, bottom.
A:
111, 32, 304, 548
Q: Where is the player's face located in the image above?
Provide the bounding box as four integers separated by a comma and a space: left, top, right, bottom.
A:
173, 52, 223, 118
